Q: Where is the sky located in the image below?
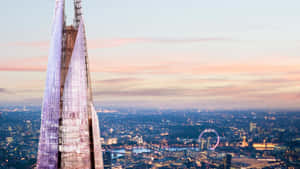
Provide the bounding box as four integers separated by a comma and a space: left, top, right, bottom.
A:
0, 0, 300, 109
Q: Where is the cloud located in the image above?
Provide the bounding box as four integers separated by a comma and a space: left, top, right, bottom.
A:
1, 37, 231, 49
93, 85, 266, 98
88, 37, 232, 49
89, 62, 300, 76
178, 78, 229, 84
253, 77, 300, 84
94, 74, 300, 99
88, 38, 142, 49
2, 41, 49, 48
247, 91, 300, 101
94, 88, 183, 97
96, 78, 143, 84
0, 66, 45, 72
144, 37, 232, 43
1, 57, 299, 78
0, 88, 12, 94
0, 56, 47, 72
91, 84, 300, 109
180, 76, 300, 86
0, 88, 6, 93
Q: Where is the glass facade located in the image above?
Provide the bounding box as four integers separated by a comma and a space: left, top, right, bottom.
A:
37, 1, 103, 168
60, 21, 91, 168
37, 0, 64, 168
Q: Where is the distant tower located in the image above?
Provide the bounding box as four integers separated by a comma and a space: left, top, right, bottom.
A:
223, 154, 232, 169
36, 0, 104, 168
103, 151, 112, 169
250, 122, 256, 132
241, 136, 248, 147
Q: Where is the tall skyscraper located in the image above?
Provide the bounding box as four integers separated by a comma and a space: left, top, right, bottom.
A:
36, 0, 104, 168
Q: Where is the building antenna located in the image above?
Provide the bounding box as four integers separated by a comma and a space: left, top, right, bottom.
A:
74, 0, 82, 28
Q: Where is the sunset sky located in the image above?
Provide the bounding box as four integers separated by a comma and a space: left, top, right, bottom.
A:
0, 0, 299, 109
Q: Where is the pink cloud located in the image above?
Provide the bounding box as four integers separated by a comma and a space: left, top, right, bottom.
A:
89, 61, 300, 76
0, 56, 47, 72
88, 37, 232, 49
96, 78, 142, 84
0, 66, 45, 72
0, 88, 12, 94
3, 41, 49, 48
1, 37, 231, 49
92, 84, 299, 102
1, 56, 299, 77
88, 38, 143, 49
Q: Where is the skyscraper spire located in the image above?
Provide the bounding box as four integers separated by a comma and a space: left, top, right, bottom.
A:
74, 0, 82, 28
37, 0, 104, 168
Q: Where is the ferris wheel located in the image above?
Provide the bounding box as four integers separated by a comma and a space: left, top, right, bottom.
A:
198, 128, 220, 151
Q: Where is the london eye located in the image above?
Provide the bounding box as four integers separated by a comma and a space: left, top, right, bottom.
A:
198, 129, 220, 151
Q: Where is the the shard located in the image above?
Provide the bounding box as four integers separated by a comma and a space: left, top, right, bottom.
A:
37, 0, 104, 168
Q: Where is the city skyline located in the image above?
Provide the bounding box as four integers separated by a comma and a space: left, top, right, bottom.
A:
1, 0, 300, 109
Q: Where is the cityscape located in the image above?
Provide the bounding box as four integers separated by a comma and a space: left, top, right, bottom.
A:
1, 0, 300, 169
0, 105, 299, 168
